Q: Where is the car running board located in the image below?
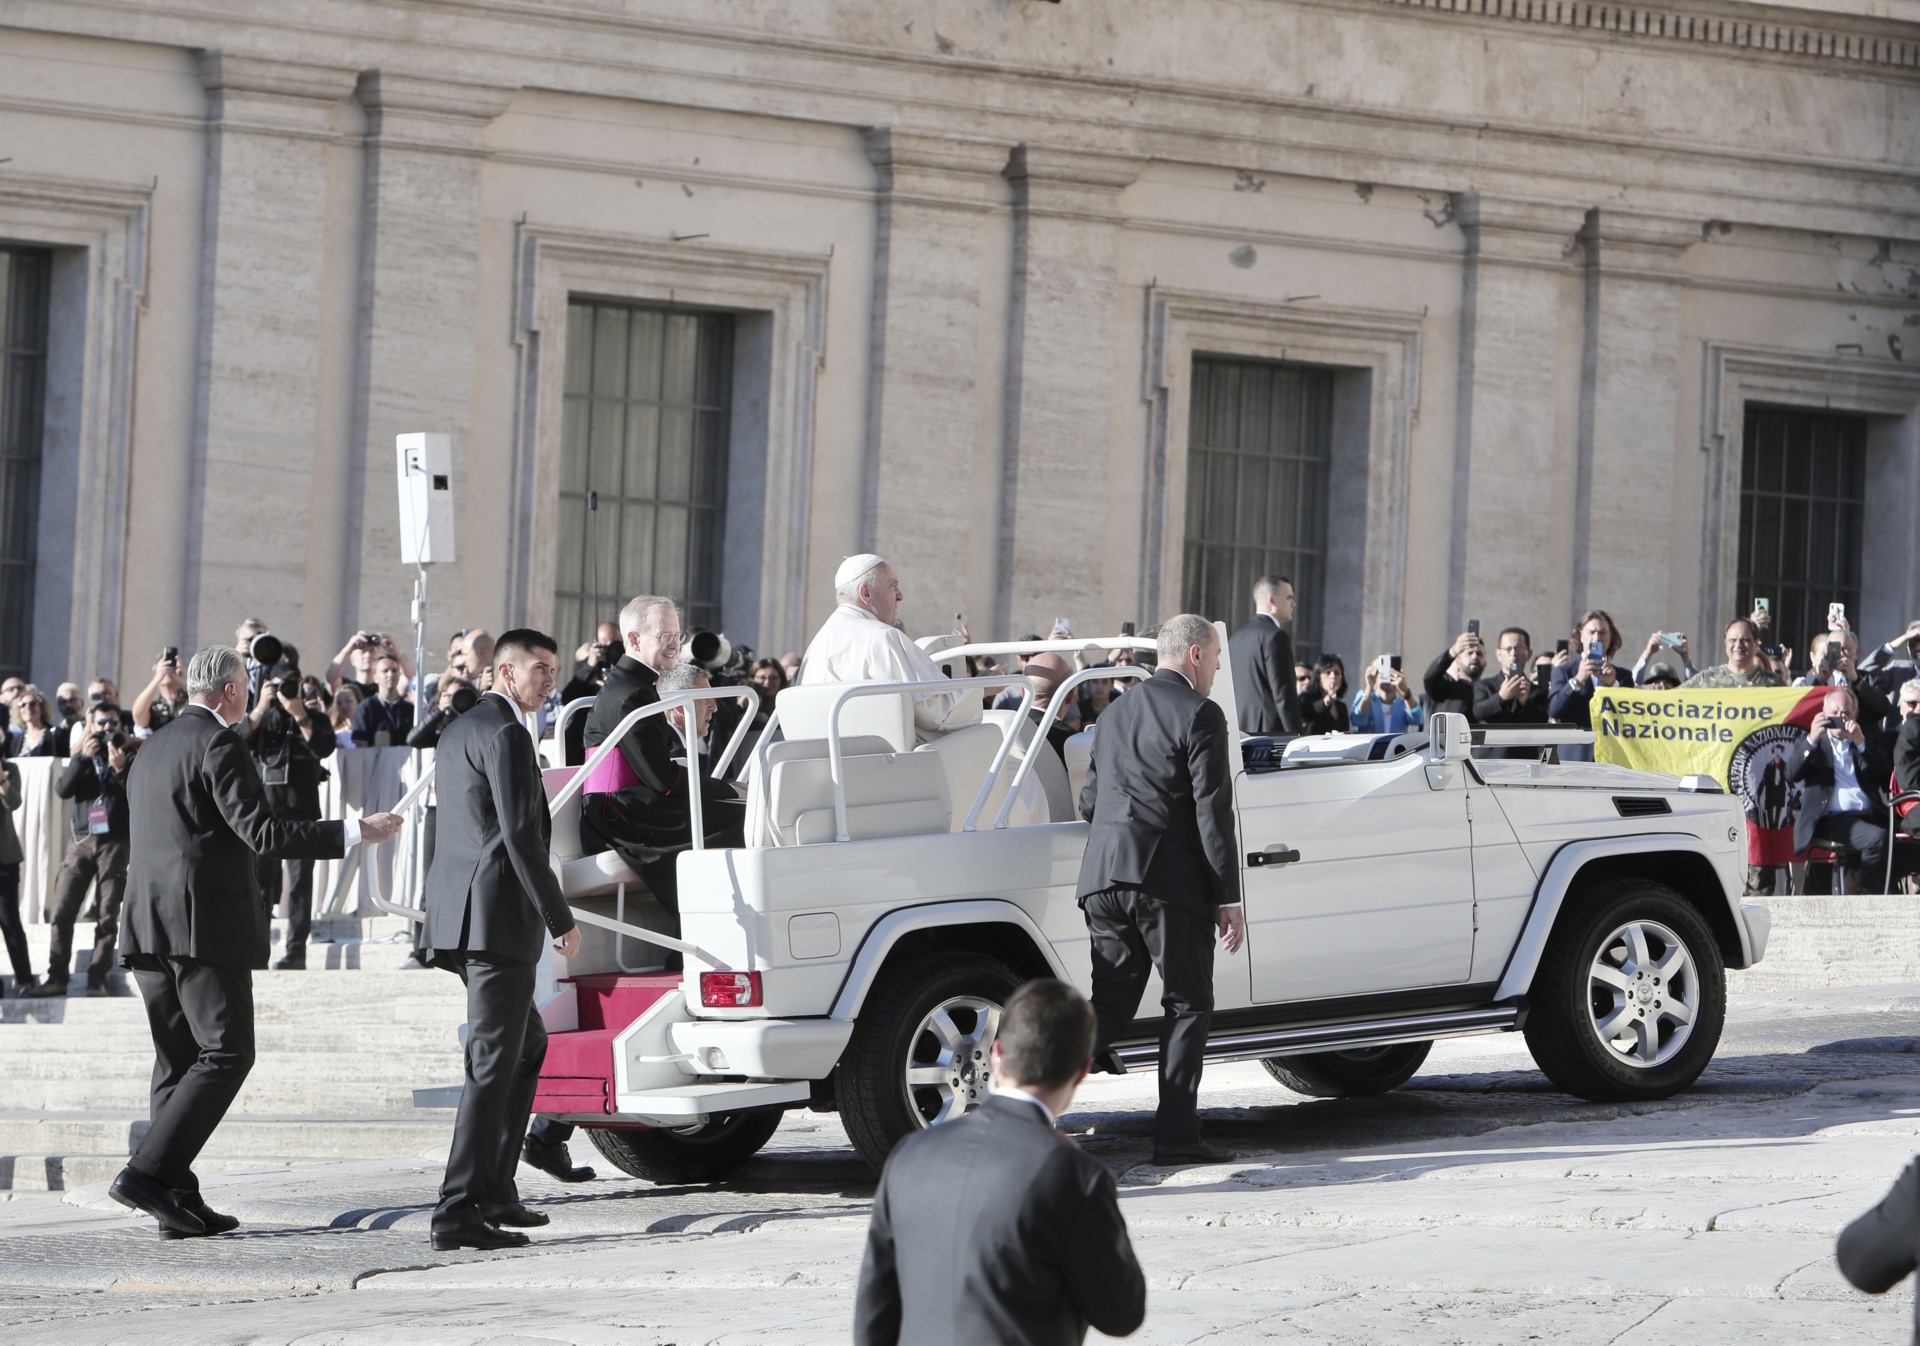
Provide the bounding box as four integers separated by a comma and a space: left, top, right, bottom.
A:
1111, 1004, 1523, 1071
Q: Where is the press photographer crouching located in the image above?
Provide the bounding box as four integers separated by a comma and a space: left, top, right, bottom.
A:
238, 664, 336, 971
32, 702, 137, 997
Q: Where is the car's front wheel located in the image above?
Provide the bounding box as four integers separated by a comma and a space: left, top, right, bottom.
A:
1522, 878, 1725, 1102
1261, 1041, 1432, 1097
837, 951, 1022, 1172
584, 1110, 783, 1184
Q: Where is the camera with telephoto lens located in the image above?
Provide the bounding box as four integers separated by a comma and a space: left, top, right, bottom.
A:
447, 685, 479, 715
688, 629, 755, 683
591, 640, 622, 669
248, 632, 284, 670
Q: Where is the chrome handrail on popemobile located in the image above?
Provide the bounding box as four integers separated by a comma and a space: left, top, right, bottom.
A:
991, 663, 1150, 830
337, 688, 757, 959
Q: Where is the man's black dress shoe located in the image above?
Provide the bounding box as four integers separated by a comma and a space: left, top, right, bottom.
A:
271, 953, 306, 971
431, 1223, 531, 1252
1093, 1049, 1128, 1076
522, 1137, 595, 1183
480, 1201, 550, 1228
162, 1189, 239, 1236
108, 1168, 207, 1235
1151, 1140, 1236, 1166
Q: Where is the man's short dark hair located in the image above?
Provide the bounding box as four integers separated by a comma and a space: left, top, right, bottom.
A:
1726, 617, 1759, 641
494, 627, 559, 666
1498, 626, 1531, 648
996, 979, 1095, 1089
90, 701, 123, 725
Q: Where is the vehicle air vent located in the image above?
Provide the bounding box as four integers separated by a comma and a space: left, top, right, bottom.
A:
1613, 796, 1673, 818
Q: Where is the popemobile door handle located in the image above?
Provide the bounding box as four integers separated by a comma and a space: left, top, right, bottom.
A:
1247, 845, 1301, 868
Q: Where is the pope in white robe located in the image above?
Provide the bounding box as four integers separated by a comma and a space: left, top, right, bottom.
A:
797, 554, 981, 741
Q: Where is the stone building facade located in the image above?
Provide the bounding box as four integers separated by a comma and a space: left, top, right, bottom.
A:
0, 0, 1915, 690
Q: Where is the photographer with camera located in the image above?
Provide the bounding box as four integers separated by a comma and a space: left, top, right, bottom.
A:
326, 629, 415, 701
409, 675, 480, 751
132, 649, 190, 738
1788, 685, 1894, 892
1548, 610, 1634, 762
1474, 627, 1551, 730
237, 664, 336, 971
30, 701, 137, 997
1792, 616, 1892, 734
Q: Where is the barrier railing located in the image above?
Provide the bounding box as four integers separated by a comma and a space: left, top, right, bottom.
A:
992, 663, 1150, 829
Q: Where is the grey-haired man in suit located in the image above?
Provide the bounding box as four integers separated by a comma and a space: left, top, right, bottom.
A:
1077, 613, 1244, 1166
113, 645, 401, 1238
423, 628, 579, 1251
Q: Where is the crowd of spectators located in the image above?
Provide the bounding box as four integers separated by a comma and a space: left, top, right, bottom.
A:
2, 589, 1917, 998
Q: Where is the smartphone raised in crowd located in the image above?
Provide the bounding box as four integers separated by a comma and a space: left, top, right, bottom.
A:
1755, 596, 1770, 615
1586, 641, 1606, 663
1467, 618, 1480, 638
1829, 602, 1847, 630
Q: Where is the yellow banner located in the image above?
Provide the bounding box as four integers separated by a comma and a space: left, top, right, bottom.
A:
1593, 685, 1825, 864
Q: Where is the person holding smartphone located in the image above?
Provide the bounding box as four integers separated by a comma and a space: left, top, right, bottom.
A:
1548, 610, 1634, 762
1351, 654, 1426, 733
1787, 685, 1893, 891
1423, 625, 1487, 719
131, 650, 190, 738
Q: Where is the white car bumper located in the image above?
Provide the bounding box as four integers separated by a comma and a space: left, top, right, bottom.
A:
1741, 902, 1772, 964
669, 1017, 854, 1079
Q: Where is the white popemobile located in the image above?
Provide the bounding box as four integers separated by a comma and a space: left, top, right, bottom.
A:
383, 627, 1770, 1182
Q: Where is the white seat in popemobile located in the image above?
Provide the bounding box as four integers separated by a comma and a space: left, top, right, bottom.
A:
1062, 727, 1095, 812
544, 764, 645, 899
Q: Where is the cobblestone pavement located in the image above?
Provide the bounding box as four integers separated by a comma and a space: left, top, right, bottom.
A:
4, 985, 1919, 1344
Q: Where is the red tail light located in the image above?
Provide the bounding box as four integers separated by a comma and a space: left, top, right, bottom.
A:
700, 971, 762, 1008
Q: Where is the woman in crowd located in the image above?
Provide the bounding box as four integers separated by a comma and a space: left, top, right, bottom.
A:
1548, 609, 1633, 762
1303, 655, 1351, 735
747, 658, 786, 729
8, 685, 59, 758
329, 682, 360, 750
407, 675, 478, 751
1351, 658, 1425, 733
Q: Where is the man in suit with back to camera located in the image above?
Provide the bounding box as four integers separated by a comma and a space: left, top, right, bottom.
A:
423, 628, 580, 1251
111, 646, 402, 1238
1228, 574, 1303, 737
1079, 613, 1244, 1166
854, 978, 1146, 1346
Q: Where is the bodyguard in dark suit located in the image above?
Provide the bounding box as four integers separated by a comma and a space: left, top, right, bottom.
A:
1077, 614, 1243, 1165
855, 979, 1146, 1346
1837, 1155, 1920, 1338
113, 646, 400, 1238
422, 628, 579, 1251
1786, 685, 1893, 885
1227, 574, 1303, 737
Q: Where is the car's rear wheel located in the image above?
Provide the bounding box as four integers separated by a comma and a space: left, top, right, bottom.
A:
1261, 1041, 1432, 1097
584, 1109, 783, 1184
838, 951, 1022, 1172
1522, 878, 1725, 1102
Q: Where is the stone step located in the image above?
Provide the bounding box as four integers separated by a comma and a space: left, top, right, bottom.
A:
9, 1076, 436, 1114
0, 1112, 452, 1163
20, 925, 426, 974
1, 1047, 456, 1081
1, 1152, 311, 1193
0, 1021, 461, 1052
1728, 893, 1920, 991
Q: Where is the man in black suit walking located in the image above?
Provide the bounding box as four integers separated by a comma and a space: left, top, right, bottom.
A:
1227, 574, 1303, 737
1078, 613, 1243, 1165
423, 628, 579, 1251
854, 978, 1146, 1346
113, 646, 400, 1238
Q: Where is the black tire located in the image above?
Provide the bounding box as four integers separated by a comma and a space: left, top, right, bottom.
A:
584, 1109, 783, 1184
1260, 1041, 1433, 1097
1522, 877, 1725, 1102
838, 951, 1022, 1172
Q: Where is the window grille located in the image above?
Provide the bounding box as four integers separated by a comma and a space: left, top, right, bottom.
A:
0, 249, 50, 680
1736, 406, 1865, 657
556, 300, 733, 645
1182, 357, 1333, 656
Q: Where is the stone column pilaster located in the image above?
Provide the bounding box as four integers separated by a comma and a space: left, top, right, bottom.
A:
348, 72, 510, 634
1575, 209, 1695, 642
1452, 194, 1587, 642
860, 130, 1008, 624
188, 54, 358, 647
996, 144, 1138, 636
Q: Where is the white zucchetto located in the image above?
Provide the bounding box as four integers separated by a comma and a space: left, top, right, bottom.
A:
834, 553, 887, 589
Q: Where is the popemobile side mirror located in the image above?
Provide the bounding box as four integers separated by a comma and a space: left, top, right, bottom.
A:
1431, 712, 1472, 764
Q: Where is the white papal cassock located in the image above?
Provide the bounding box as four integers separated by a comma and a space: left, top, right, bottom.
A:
797, 604, 981, 741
